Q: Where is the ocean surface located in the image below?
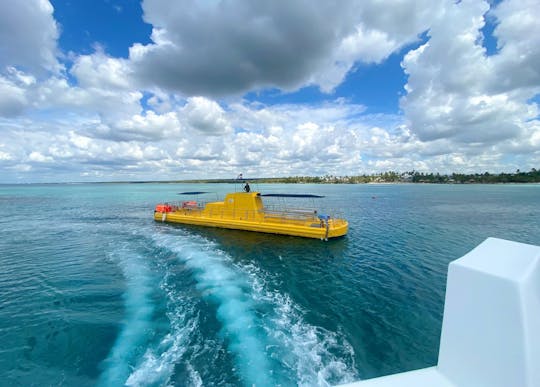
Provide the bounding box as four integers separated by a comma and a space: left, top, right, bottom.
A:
0, 183, 539, 386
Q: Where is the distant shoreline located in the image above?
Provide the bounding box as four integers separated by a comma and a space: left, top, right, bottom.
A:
119, 171, 540, 184
3, 170, 539, 185
3, 181, 540, 186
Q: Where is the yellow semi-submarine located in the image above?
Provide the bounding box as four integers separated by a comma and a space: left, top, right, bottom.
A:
154, 188, 348, 240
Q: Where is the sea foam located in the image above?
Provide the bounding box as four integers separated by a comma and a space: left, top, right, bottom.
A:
152, 231, 274, 386
125, 257, 200, 386
98, 247, 155, 386
150, 229, 357, 386
241, 263, 358, 386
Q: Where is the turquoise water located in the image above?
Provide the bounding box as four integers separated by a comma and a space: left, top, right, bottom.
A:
1, 183, 539, 386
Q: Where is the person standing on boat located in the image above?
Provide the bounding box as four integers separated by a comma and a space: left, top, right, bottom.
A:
244, 182, 250, 192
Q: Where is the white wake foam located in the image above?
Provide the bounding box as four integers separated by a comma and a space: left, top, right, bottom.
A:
137, 229, 357, 386
240, 263, 358, 386
152, 231, 274, 386
125, 263, 200, 386
98, 247, 155, 386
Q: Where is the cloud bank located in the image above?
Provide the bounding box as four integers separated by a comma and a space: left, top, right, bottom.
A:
0, 0, 539, 183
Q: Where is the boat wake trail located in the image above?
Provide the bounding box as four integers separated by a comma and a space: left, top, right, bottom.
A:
98, 246, 155, 386
146, 229, 357, 386
242, 263, 358, 386
152, 231, 274, 386
125, 314, 200, 386
124, 245, 202, 386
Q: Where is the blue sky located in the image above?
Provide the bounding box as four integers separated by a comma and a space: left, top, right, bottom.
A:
52, 0, 152, 58
0, 0, 539, 183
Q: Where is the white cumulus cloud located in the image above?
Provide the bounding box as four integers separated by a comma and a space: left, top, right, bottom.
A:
130, 0, 445, 96
1, 0, 539, 183
401, 0, 540, 149
0, 0, 60, 74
